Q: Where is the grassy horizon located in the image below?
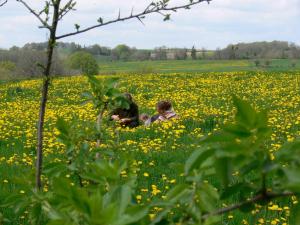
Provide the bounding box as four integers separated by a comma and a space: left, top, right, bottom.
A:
97, 59, 300, 74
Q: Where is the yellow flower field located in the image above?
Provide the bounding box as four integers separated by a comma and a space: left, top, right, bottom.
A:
0, 71, 300, 224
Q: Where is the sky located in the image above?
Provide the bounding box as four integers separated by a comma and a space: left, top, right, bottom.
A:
0, 0, 299, 49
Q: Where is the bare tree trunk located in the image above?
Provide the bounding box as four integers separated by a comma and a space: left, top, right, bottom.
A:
36, 1, 61, 190
96, 104, 107, 147
96, 113, 102, 147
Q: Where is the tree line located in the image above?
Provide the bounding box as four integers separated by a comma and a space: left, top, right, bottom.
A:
0, 40, 300, 80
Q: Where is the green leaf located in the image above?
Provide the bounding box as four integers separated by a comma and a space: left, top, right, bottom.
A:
106, 78, 119, 88
166, 184, 190, 203
91, 202, 119, 225
44, 162, 67, 177
282, 168, 300, 192
106, 88, 120, 97
290, 203, 300, 225
202, 183, 219, 200
185, 148, 215, 175
221, 183, 244, 200
149, 208, 170, 225
74, 23, 80, 31
29, 202, 43, 224
240, 160, 260, 175
232, 96, 256, 128
123, 205, 149, 225
52, 177, 72, 198
114, 96, 130, 109
223, 124, 251, 138
201, 131, 236, 143
163, 14, 171, 21
89, 190, 103, 219
56, 117, 69, 138
82, 162, 118, 183
215, 143, 246, 158
215, 157, 231, 188
203, 215, 221, 225
239, 202, 255, 213
117, 185, 132, 215
0, 214, 10, 224
97, 17, 103, 24
196, 189, 215, 213
275, 140, 300, 162
255, 110, 268, 128
47, 220, 69, 225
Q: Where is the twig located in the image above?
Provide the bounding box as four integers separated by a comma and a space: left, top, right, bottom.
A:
58, 0, 76, 20
16, 0, 51, 29
0, 0, 7, 7
202, 191, 295, 220
56, 0, 211, 39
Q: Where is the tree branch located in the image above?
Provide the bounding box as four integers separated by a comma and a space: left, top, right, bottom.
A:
56, 0, 211, 40
16, 0, 51, 29
0, 0, 7, 7
203, 191, 295, 220
58, 0, 76, 21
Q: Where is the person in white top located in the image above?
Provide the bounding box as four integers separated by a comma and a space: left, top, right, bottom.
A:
155, 100, 178, 122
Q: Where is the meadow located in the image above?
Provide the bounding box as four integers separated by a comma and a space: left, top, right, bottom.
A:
0, 71, 300, 224
97, 59, 300, 74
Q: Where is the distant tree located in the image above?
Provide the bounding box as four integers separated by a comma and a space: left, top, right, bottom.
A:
174, 48, 188, 60
289, 43, 300, 59
86, 44, 102, 55
0, 60, 16, 71
68, 51, 99, 75
99, 46, 112, 56
245, 51, 250, 59
191, 45, 197, 60
0, 47, 64, 77
264, 60, 271, 67
215, 47, 221, 60
201, 47, 206, 59
0, 60, 16, 79
131, 50, 151, 61
218, 41, 300, 60
230, 45, 238, 59
112, 44, 131, 61
254, 59, 260, 67
153, 46, 168, 60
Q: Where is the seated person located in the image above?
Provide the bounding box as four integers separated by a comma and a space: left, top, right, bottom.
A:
140, 114, 151, 126
110, 93, 139, 128
140, 113, 158, 126
154, 100, 178, 122
140, 101, 178, 126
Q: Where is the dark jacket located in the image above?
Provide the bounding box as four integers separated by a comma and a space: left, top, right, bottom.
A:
110, 102, 140, 128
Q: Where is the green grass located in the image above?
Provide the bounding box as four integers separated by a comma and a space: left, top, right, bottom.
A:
98, 59, 300, 74
1, 71, 299, 224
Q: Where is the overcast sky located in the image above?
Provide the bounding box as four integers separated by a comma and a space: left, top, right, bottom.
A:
0, 0, 299, 49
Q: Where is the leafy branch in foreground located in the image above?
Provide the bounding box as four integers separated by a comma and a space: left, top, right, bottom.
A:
83, 75, 129, 146
1, 97, 299, 224
151, 96, 300, 224
0, 0, 211, 190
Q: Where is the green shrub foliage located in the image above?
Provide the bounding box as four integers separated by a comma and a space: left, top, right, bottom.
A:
68, 51, 99, 76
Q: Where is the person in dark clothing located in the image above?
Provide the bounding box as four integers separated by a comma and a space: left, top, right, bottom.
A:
110, 93, 140, 128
